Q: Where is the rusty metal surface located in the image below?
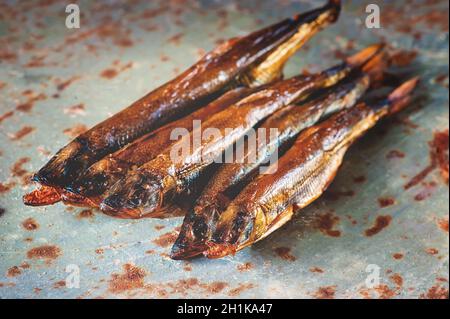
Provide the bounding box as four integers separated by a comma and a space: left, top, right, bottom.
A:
0, 0, 448, 299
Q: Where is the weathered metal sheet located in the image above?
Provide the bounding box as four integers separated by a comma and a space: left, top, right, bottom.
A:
0, 0, 448, 299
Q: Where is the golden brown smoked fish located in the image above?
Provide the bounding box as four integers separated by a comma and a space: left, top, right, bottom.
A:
30, 0, 341, 191
23, 87, 254, 207
204, 77, 419, 259
101, 44, 383, 219
171, 75, 370, 259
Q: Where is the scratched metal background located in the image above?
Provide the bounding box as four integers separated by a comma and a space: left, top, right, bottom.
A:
0, 0, 448, 299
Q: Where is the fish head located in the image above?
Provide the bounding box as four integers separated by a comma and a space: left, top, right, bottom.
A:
204, 203, 262, 258
100, 170, 171, 218
170, 203, 223, 260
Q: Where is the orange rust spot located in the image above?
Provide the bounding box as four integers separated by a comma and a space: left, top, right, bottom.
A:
364, 215, 392, 237
22, 218, 39, 231
405, 129, 449, 189
27, 245, 61, 263
109, 263, 147, 294
315, 212, 341, 237
227, 283, 255, 297
393, 253, 404, 260
78, 209, 94, 219
237, 262, 254, 272
437, 217, 449, 233
274, 247, 296, 262
310, 267, 324, 273
426, 248, 439, 255
420, 285, 449, 299
152, 231, 178, 248
11, 157, 30, 177
9, 126, 35, 140
313, 286, 336, 299
378, 197, 396, 208
7, 266, 22, 278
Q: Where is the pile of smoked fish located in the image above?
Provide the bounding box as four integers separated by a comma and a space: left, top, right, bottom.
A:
23, 0, 420, 260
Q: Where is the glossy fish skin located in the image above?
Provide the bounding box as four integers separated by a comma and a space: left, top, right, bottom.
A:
205, 78, 419, 259
65, 87, 255, 205
170, 75, 370, 259
31, 0, 341, 190
101, 44, 382, 219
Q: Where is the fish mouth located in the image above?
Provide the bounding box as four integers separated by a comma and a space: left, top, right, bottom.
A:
203, 242, 238, 259
170, 241, 209, 260
23, 186, 61, 206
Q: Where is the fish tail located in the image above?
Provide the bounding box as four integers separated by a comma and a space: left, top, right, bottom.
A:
244, 0, 341, 87
383, 77, 420, 114
292, 0, 341, 24
320, 44, 385, 87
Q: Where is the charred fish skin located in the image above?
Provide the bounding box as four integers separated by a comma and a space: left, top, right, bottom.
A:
170, 75, 371, 259
101, 44, 383, 219
65, 87, 255, 203
31, 0, 341, 190
205, 78, 419, 259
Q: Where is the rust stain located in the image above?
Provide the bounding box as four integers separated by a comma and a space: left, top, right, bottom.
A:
405, 129, 449, 189
420, 285, 449, 299
393, 253, 404, 260
7, 266, 22, 278
313, 286, 336, 299
56, 76, 81, 92
100, 61, 133, 79
0, 182, 15, 194
53, 280, 66, 289
390, 273, 404, 288
152, 231, 178, 248
64, 103, 85, 116
386, 149, 405, 159
16, 92, 46, 112
274, 247, 296, 262
315, 212, 341, 237
22, 218, 39, 231
109, 263, 147, 294
374, 284, 398, 299
227, 283, 255, 297
9, 126, 35, 140
27, 245, 61, 263
425, 248, 439, 255
77, 209, 94, 219
437, 217, 449, 233
364, 215, 392, 237
11, 157, 30, 177
310, 267, 324, 273
167, 33, 184, 45
237, 262, 254, 272
0, 111, 14, 124
378, 197, 396, 208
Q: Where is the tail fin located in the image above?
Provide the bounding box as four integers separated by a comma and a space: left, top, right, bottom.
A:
387, 77, 420, 114
361, 49, 388, 86
293, 0, 341, 24
319, 44, 385, 86
346, 43, 385, 70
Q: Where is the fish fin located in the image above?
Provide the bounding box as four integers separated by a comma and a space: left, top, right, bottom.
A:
386, 77, 420, 114
346, 43, 385, 70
